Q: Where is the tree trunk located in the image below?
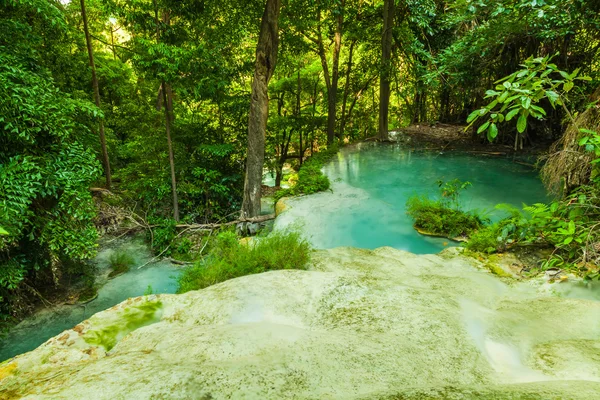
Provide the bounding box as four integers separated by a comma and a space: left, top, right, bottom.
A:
80, 0, 111, 188
296, 70, 303, 165
241, 0, 281, 218
162, 82, 179, 222
340, 38, 356, 137
153, 5, 179, 221
331, 0, 344, 143
378, 0, 395, 141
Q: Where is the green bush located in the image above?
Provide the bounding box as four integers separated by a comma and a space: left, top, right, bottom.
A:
467, 204, 533, 254
148, 218, 177, 256
274, 145, 337, 201
177, 230, 311, 293
108, 251, 135, 278
406, 196, 485, 238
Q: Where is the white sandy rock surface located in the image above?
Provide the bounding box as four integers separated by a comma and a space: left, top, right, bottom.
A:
1, 247, 600, 399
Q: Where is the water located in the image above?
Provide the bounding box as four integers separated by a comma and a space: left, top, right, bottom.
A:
276, 144, 549, 253
0, 236, 182, 362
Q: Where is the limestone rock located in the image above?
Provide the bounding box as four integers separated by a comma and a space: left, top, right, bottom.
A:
274, 197, 289, 216
2, 247, 600, 399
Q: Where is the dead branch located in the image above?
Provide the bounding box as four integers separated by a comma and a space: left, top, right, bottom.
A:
175, 213, 276, 230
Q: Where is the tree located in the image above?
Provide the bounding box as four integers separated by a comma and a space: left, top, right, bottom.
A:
241, 0, 282, 219
80, 0, 112, 188
378, 0, 395, 140
1, 0, 101, 318
152, 5, 179, 221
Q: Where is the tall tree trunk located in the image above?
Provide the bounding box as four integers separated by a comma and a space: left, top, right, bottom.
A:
80, 0, 111, 188
331, 0, 344, 143
153, 4, 179, 221
297, 70, 303, 165
313, 3, 343, 146
378, 0, 395, 141
241, 0, 281, 218
162, 82, 179, 221
340, 38, 356, 137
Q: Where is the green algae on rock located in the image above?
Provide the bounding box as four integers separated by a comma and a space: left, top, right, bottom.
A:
82, 299, 163, 351
1, 247, 599, 399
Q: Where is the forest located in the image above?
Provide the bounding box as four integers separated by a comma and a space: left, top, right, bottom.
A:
1, 0, 600, 329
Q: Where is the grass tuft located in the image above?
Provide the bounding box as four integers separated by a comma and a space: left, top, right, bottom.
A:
177, 230, 311, 293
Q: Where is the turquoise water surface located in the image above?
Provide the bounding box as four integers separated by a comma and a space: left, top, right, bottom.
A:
0, 236, 182, 362
279, 144, 549, 254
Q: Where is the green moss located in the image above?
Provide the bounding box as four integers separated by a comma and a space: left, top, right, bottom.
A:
485, 262, 512, 278
83, 300, 163, 351
274, 145, 338, 201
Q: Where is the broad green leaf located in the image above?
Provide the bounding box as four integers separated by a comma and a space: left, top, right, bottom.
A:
506, 108, 520, 121
517, 113, 528, 133
545, 90, 559, 107
467, 110, 480, 123
563, 81, 574, 92
477, 121, 490, 133
489, 123, 499, 139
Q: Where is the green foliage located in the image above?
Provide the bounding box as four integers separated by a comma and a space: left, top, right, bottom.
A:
177, 230, 311, 293
467, 55, 591, 142
149, 218, 177, 256
274, 145, 337, 201
407, 179, 486, 238
108, 251, 135, 277
407, 196, 485, 239
578, 128, 600, 182
144, 285, 154, 296
468, 191, 600, 279
437, 179, 473, 209
0, 1, 101, 318
467, 204, 534, 254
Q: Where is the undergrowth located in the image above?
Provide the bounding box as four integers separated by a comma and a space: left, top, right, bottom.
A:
406, 179, 487, 238
466, 190, 600, 280
108, 251, 135, 278
274, 145, 338, 201
177, 230, 311, 293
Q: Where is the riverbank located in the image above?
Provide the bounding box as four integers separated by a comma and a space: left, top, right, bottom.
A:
0, 236, 183, 362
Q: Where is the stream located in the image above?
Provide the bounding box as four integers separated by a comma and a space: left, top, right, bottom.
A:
0, 236, 182, 362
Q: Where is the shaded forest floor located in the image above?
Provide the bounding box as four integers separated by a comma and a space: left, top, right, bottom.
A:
387, 123, 553, 160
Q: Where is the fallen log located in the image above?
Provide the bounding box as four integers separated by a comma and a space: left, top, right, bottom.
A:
175, 213, 276, 230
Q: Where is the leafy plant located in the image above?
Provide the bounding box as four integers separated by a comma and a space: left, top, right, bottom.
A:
108, 251, 135, 278
177, 230, 311, 293
407, 179, 486, 238
144, 285, 154, 296
274, 145, 337, 201
466, 55, 591, 147
149, 218, 177, 256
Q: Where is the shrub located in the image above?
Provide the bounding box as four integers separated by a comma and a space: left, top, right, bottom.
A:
108, 251, 135, 278
467, 204, 534, 254
177, 230, 311, 293
406, 196, 485, 238
274, 145, 337, 201
148, 218, 177, 256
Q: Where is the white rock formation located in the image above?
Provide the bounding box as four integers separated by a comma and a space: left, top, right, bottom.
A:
1, 247, 600, 399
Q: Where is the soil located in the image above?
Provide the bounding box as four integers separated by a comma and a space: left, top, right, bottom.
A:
383, 123, 553, 160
